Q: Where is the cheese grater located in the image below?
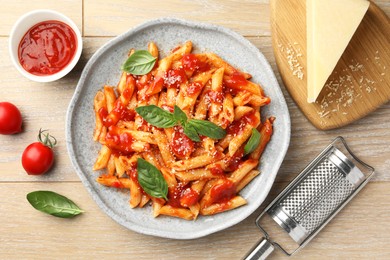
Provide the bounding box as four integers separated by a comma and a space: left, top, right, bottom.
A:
244, 136, 375, 259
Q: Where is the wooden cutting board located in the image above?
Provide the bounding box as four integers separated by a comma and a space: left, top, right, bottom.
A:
270, 0, 390, 130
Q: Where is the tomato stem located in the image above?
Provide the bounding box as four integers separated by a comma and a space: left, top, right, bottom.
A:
38, 129, 57, 148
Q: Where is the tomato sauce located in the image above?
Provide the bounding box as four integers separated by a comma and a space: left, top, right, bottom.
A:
105, 126, 135, 155
168, 182, 199, 208
227, 110, 258, 136
164, 68, 187, 89
210, 179, 236, 204
123, 74, 135, 98
208, 90, 224, 105
18, 20, 77, 76
128, 166, 148, 195
224, 71, 248, 90
224, 148, 244, 171
209, 164, 224, 176
112, 180, 124, 189
187, 81, 203, 97
99, 101, 135, 127
147, 76, 164, 95
129, 167, 139, 184
182, 54, 210, 74
170, 126, 195, 159
135, 74, 152, 91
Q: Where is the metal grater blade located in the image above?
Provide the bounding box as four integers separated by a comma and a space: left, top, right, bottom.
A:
268, 148, 365, 244
244, 137, 375, 260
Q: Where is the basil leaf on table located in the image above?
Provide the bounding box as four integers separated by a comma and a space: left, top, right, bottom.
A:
244, 128, 261, 156
187, 119, 226, 140
121, 50, 157, 75
135, 105, 178, 128
26, 191, 84, 218
173, 105, 188, 126
183, 124, 201, 142
137, 158, 168, 200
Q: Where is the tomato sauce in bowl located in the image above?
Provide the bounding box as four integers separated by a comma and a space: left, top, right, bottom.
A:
18, 20, 77, 76
9, 10, 82, 82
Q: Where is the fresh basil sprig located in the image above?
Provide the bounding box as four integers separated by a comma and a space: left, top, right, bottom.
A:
187, 119, 226, 140
27, 191, 84, 218
137, 158, 168, 200
173, 105, 188, 126
183, 124, 201, 142
135, 105, 177, 128
135, 105, 226, 142
121, 50, 157, 75
244, 128, 261, 155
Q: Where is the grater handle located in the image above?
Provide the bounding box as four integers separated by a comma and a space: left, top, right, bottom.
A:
243, 237, 274, 260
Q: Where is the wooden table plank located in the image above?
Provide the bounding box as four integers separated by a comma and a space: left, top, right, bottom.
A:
0, 182, 389, 259
83, 0, 270, 37
83, 0, 390, 38
0, 0, 82, 36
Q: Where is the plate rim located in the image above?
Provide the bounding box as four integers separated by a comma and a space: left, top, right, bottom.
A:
65, 17, 291, 239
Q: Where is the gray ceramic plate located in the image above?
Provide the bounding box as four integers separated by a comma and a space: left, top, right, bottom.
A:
66, 18, 290, 239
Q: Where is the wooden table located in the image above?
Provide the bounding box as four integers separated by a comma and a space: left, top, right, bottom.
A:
1, 1, 389, 259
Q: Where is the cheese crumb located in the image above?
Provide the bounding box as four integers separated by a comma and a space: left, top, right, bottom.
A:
278, 42, 304, 80
317, 54, 385, 121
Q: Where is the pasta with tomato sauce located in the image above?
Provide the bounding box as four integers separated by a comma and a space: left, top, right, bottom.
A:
92, 41, 274, 220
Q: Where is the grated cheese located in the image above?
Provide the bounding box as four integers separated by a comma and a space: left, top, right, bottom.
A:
278, 41, 304, 80
317, 51, 387, 122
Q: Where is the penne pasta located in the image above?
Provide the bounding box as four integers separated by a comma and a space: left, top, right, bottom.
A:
200, 196, 247, 215
93, 145, 111, 170
92, 41, 274, 220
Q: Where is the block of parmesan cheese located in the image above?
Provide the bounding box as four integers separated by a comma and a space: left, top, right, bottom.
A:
306, 0, 370, 103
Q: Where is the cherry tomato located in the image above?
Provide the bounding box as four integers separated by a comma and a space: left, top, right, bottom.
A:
22, 129, 57, 175
0, 102, 22, 135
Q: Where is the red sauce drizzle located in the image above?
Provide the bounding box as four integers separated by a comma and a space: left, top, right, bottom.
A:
207, 90, 224, 105
170, 126, 195, 159
224, 148, 244, 171
227, 111, 258, 136
147, 76, 164, 95
128, 166, 147, 195
210, 179, 236, 204
182, 54, 210, 74
99, 100, 135, 127
180, 187, 199, 207
129, 166, 139, 184
224, 71, 248, 89
209, 164, 224, 176
112, 181, 124, 189
168, 182, 199, 208
187, 81, 203, 97
135, 74, 152, 100
164, 68, 187, 89
105, 126, 135, 155
98, 107, 108, 123
18, 20, 77, 76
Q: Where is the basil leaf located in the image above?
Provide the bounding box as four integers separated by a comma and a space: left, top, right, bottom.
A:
27, 191, 84, 218
183, 124, 201, 142
137, 158, 168, 200
244, 128, 261, 155
188, 119, 226, 140
135, 105, 178, 128
173, 105, 188, 126
121, 50, 157, 75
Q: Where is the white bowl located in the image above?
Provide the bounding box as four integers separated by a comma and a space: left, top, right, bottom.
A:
9, 9, 82, 82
